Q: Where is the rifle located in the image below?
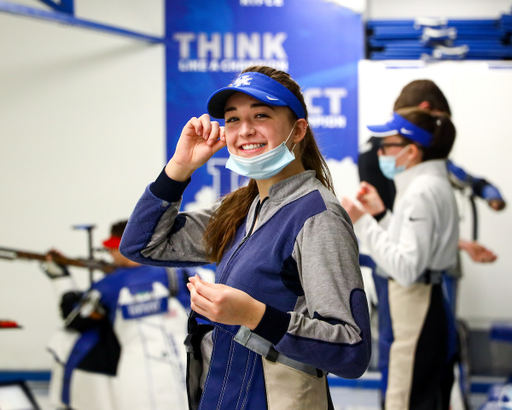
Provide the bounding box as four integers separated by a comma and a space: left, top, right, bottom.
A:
0, 246, 116, 273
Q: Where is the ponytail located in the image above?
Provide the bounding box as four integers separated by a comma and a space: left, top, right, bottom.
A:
395, 107, 456, 162
422, 114, 456, 161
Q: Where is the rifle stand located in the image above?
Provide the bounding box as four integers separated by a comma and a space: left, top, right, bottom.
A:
73, 224, 95, 285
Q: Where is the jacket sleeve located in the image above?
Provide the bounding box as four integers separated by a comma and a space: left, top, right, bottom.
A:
120, 169, 220, 267
448, 160, 504, 202
253, 207, 371, 379
354, 190, 437, 287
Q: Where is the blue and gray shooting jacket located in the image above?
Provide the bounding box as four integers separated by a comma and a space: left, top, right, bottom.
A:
120, 170, 371, 410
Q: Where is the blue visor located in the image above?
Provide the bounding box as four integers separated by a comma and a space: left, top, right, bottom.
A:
207, 72, 306, 120
367, 113, 433, 147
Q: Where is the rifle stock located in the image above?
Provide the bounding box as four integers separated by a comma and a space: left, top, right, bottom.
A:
0, 247, 116, 273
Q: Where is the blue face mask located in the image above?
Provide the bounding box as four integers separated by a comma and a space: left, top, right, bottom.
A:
378, 145, 410, 180
225, 123, 297, 180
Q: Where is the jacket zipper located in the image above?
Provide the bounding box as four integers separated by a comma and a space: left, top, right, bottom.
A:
219, 197, 269, 284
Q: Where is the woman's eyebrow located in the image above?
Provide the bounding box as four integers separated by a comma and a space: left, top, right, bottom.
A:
251, 102, 275, 110
224, 102, 276, 114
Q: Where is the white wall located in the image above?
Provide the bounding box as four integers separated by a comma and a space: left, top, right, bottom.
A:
0, 0, 164, 369
359, 60, 512, 325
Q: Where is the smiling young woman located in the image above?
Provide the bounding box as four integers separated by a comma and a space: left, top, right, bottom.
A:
120, 66, 371, 410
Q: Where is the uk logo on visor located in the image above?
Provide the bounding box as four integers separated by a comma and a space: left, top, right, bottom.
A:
233, 75, 252, 87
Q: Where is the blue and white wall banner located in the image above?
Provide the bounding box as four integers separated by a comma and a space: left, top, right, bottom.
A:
165, 0, 363, 210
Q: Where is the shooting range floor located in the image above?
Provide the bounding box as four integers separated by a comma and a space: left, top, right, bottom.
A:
27, 376, 490, 410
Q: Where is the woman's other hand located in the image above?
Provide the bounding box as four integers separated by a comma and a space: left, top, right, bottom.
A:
488, 199, 506, 211
458, 239, 497, 263
187, 275, 265, 330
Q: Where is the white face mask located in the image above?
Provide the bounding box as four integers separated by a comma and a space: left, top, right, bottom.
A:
225, 123, 297, 180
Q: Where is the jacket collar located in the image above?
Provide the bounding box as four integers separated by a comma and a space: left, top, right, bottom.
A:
246, 170, 319, 232
394, 159, 448, 195
266, 170, 318, 202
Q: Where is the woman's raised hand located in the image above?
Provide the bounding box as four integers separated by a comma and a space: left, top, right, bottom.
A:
341, 182, 386, 224
356, 182, 385, 216
165, 114, 227, 181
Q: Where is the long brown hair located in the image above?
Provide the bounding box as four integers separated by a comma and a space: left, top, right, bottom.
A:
203, 66, 334, 263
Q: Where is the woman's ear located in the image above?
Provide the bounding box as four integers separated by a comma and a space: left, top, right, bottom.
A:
409, 144, 423, 164
293, 118, 308, 143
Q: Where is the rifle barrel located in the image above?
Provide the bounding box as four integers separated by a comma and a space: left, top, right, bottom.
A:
0, 247, 116, 273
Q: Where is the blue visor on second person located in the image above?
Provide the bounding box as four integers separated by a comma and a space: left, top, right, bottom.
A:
367, 113, 433, 147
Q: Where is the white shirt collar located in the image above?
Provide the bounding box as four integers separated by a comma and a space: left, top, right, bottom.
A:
394, 159, 449, 195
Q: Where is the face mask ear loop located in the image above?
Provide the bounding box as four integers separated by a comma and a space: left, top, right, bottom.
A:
395, 144, 411, 159
285, 122, 298, 157
395, 144, 409, 158
395, 144, 412, 169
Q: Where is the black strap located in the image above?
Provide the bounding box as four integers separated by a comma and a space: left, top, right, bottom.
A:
185, 313, 214, 360
265, 345, 279, 363
424, 270, 431, 284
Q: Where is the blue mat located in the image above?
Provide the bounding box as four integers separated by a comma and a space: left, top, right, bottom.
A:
366, 14, 512, 60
